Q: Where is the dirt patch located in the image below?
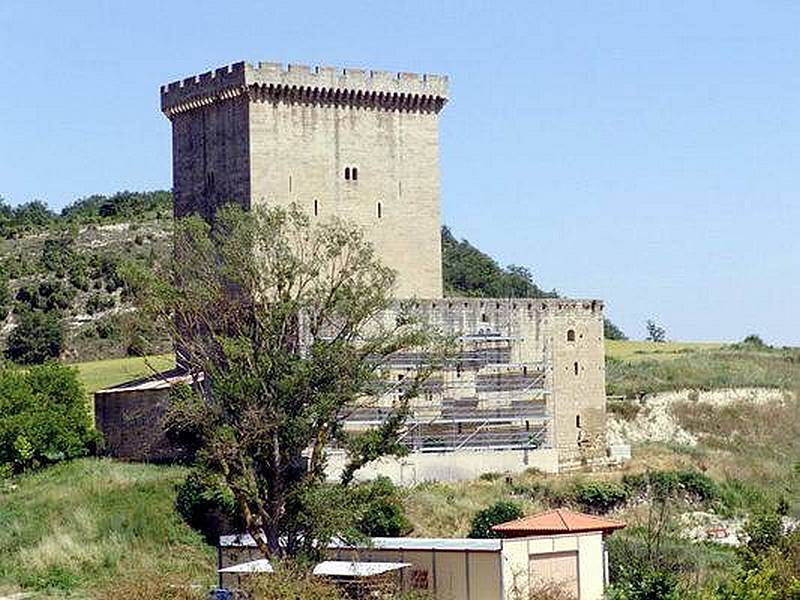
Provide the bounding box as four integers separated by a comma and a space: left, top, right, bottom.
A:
607, 388, 791, 447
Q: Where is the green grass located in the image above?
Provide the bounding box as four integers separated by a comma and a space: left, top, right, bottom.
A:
606, 344, 800, 398
0, 458, 213, 598
605, 340, 725, 362
73, 354, 174, 395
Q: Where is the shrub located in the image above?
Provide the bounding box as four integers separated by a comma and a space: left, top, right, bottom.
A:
607, 400, 641, 421
174, 468, 242, 545
622, 469, 718, 504
469, 501, 523, 538
354, 476, 412, 537
5, 310, 64, 364
85, 292, 115, 315
572, 480, 629, 513
606, 570, 682, 600
243, 562, 343, 600
0, 363, 99, 474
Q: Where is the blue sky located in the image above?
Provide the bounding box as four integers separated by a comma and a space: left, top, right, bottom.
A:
1, 1, 798, 345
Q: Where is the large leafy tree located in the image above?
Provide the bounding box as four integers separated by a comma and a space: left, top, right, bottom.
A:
127, 204, 440, 560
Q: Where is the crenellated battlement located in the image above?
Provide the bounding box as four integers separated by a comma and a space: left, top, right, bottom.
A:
161, 61, 449, 117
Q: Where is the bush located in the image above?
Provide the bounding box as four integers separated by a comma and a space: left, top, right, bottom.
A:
243, 562, 344, 600
85, 292, 116, 315
608, 399, 642, 421
354, 476, 412, 537
0, 363, 99, 473
174, 468, 242, 545
622, 470, 719, 504
469, 501, 523, 538
5, 310, 64, 364
572, 480, 629, 513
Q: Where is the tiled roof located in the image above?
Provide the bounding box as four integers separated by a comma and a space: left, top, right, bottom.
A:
492, 508, 625, 536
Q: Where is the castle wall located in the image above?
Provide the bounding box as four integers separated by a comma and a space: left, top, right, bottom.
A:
248, 97, 442, 298
170, 95, 251, 219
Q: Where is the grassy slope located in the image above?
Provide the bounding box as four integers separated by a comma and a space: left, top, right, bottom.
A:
0, 458, 213, 598
605, 340, 725, 362
606, 341, 800, 398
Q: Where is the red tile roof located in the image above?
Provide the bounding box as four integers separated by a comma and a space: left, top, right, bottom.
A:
492, 508, 626, 537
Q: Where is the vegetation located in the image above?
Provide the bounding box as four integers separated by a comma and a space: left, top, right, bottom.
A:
606, 344, 800, 398
0, 459, 213, 597
468, 500, 524, 538
646, 319, 668, 343
605, 318, 628, 340
5, 310, 65, 364
441, 225, 555, 298
353, 476, 413, 537
0, 363, 98, 475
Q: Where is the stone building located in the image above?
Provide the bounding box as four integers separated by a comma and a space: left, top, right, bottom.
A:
95, 61, 607, 474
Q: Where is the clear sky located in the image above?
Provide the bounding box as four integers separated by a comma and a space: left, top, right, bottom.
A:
1, 1, 798, 345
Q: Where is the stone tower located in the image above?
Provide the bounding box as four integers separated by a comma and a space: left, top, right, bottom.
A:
160, 61, 449, 298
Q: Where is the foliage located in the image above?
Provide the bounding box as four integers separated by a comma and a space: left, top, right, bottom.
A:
354, 476, 412, 537
0, 199, 55, 238
5, 310, 65, 364
468, 500, 523, 538
606, 570, 683, 600
61, 190, 172, 222
605, 318, 628, 340
441, 226, 555, 298
646, 319, 667, 343
0, 459, 213, 595
572, 480, 629, 513
741, 334, 768, 348
127, 204, 441, 561
14, 279, 75, 314
0, 266, 9, 319
607, 399, 642, 421
622, 469, 719, 504
175, 468, 243, 544
242, 562, 344, 600
0, 363, 99, 474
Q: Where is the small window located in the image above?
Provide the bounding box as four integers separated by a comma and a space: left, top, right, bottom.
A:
481, 313, 488, 323
352, 167, 358, 181
377, 201, 382, 219
574, 362, 579, 376
344, 167, 350, 180
576, 414, 582, 428
567, 329, 576, 342
288, 175, 292, 193
313, 199, 318, 216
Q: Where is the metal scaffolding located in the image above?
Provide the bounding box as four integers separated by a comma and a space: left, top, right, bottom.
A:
343, 333, 553, 453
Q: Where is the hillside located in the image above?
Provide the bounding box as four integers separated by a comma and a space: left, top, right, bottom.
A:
0, 191, 600, 363
0, 458, 213, 598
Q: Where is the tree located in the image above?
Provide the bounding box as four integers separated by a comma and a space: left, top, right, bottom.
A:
0, 363, 99, 474
441, 226, 556, 298
469, 501, 523, 538
5, 310, 64, 364
127, 204, 440, 561
645, 319, 667, 343
604, 318, 628, 340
